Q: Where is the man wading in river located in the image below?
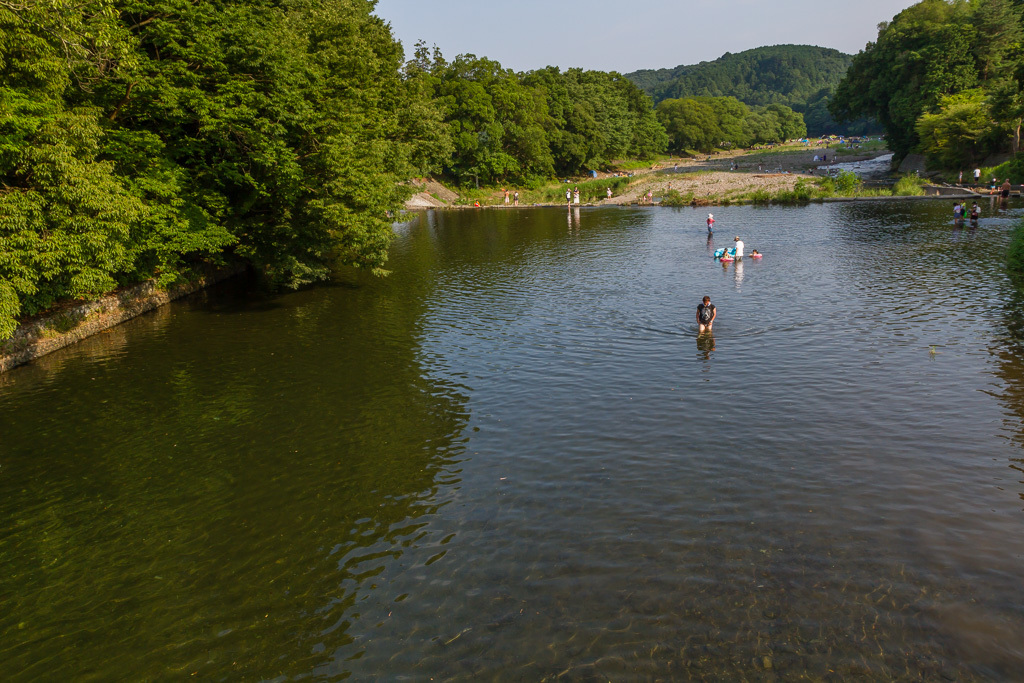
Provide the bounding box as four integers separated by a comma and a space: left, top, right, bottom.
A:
697, 296, 716, 333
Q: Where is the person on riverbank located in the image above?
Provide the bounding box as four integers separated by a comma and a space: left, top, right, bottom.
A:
707, 213, 715, 233
697, 296, 716, 333
574, 187, 580, 205
1002, 179, 1012, 198
513, 191, 519, 206
566, 188, 571, 207
974, 168, 981, 185
504, 189, 510, 205
606, 187, 612, 198
733, 236, 744, 260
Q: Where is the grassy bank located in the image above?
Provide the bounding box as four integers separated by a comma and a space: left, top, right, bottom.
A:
738, 172, 921, 205
451, 175, 634, 206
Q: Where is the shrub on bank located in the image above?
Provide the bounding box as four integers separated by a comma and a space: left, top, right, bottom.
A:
893, 175, 927, 196
985, 156, 1024, 185
659, 189, 695, 206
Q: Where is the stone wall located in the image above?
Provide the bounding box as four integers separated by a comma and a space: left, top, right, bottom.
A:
0, 265, 246, 374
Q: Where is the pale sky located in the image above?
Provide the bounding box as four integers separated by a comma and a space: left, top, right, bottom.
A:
373, 0, 920, 73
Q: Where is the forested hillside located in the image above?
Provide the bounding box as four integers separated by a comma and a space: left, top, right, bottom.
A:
627, 45, 876, 136
831, 0, 1024, 173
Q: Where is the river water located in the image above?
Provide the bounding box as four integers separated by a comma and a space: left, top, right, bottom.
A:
3, 199, 1024, 679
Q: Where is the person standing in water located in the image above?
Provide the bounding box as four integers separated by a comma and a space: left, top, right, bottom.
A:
706, 213, 715, 234
697, 296, 716, 333
733, 235, 744, 260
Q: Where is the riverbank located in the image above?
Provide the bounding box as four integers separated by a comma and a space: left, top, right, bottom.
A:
404, 141, 906, 210
405, 143, 1023, 210
0, 265, 245, 374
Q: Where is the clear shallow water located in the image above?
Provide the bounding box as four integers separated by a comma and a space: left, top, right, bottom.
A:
2, 199, 1024, 679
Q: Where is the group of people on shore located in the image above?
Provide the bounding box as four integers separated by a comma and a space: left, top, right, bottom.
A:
959, 170, 1017, 197
502, 189, 520, 206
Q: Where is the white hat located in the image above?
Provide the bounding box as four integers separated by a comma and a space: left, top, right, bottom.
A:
708, 213, 713, 218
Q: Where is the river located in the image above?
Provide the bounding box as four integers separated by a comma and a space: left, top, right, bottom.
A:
2, 199, 1024, 679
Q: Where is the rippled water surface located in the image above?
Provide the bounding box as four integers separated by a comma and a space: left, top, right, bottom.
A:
3, 200, 1024, 680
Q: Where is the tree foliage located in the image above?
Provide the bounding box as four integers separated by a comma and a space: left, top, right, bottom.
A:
831, 0, 1024, 167
0, 0, 438, 338
408, 49, 667, 186
656, 96, 806, 153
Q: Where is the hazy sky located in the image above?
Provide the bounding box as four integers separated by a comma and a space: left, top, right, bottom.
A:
373, 0, 920, 73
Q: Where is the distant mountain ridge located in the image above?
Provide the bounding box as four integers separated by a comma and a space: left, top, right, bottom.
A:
625, 45, 878, 136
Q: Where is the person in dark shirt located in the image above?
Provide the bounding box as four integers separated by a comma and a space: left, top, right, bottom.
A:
697, 296, 716, 333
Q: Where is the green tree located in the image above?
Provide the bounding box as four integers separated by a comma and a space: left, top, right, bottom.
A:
973, 0, 1023, 82
656, 98, 721, 153
765, 104, 807, 140
831, 0, 979, 161
916, 89, 993, 167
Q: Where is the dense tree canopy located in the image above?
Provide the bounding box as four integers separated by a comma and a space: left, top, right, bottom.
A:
627, 45, 876, 136
656, 96, 806, 153
409, 48, 667, 186
831, 0, 1024, 167
0, 0, 440, 338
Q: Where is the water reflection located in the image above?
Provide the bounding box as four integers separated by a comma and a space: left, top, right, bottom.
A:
0, 264, 470, 679
696, 331, 716, 360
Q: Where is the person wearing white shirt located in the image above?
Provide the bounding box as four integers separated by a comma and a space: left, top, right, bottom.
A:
733, 236, 744, 259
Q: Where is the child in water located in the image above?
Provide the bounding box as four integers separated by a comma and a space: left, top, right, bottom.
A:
750, 249, 761, 257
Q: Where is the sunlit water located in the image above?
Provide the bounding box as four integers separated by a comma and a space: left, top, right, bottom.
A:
818, 152, 894, 178
3, 199, 1024, 680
